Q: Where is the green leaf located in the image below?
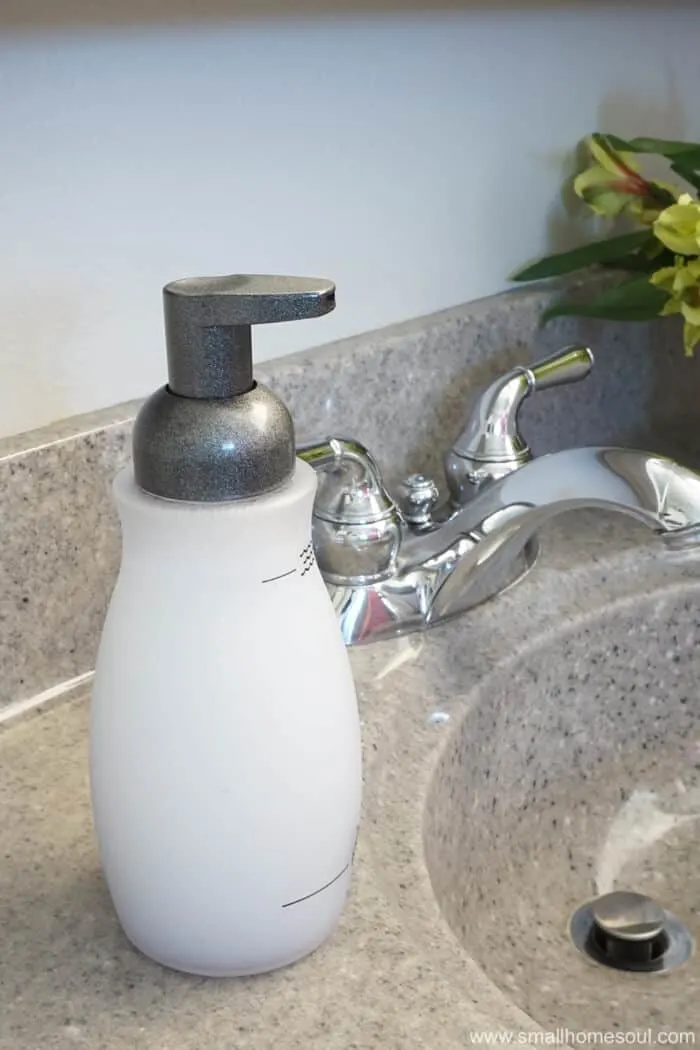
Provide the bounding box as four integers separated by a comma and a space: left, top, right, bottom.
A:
541, 277, 670, 325
670, 161, 700, 193
668, 147, 700, 167
600, 250, 675, 274
591, 134, 700, 194
511, 230, 654, 282
605, 134, 700, 159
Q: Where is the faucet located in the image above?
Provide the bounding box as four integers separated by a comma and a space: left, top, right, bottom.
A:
298, 346, 700, 646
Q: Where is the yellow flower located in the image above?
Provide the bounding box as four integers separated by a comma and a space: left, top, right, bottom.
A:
650, 256, 700, 354
653, 193, 700, 255
574, 135, 676, 224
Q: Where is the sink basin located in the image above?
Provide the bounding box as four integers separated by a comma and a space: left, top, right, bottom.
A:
424, 584, 700, 1033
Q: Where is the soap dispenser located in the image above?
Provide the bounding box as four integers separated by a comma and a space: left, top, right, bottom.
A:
90, 275, 362, 977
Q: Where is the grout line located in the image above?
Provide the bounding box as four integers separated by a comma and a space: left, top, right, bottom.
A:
0, 671, 94, 726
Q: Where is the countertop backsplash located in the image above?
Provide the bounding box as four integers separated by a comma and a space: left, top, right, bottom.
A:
0, 284, 696, 715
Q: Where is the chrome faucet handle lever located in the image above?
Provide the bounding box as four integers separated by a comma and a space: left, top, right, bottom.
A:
526, 344, 594, 392
297, 437, 403, 584
297, 437, 395, 522
445, 344, 594, 505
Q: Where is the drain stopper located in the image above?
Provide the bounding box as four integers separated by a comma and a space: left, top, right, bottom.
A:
569, 889, 693, 973
570, 894, 696, 974
591, 891, 668, 966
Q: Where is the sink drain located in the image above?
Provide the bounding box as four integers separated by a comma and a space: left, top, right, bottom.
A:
569, 891, 693, 974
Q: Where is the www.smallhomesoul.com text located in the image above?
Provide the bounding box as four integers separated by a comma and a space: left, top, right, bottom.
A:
468, 1030, 696, 1045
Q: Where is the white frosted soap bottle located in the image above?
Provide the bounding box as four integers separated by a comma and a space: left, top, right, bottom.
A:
90, 275, 362, 976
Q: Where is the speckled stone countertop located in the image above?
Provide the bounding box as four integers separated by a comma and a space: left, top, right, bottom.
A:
3, 512, 698, 1049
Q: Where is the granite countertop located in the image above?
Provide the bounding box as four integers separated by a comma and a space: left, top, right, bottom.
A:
2, 513, 697, 1050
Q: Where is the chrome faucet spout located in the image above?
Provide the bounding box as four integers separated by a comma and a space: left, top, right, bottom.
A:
466, 447, 700, 534
426, 447, 700, 624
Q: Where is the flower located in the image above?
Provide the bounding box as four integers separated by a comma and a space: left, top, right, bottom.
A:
574, 135, 675, 224
650, 256, 700, 355
653, 193, 700, 255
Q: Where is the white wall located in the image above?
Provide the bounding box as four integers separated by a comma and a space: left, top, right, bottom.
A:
1, 8, 699, 438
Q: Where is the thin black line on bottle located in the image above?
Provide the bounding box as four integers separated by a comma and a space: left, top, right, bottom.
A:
261, 568, 297, 584
281, 862, 351, 909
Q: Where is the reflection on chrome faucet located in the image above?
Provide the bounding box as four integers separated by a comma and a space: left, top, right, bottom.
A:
298, 347, 700, 646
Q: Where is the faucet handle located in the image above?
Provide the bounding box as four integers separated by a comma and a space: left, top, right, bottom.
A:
297, 437, 403, 583
526, 345, 594, 391
445, 344, 594, 505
